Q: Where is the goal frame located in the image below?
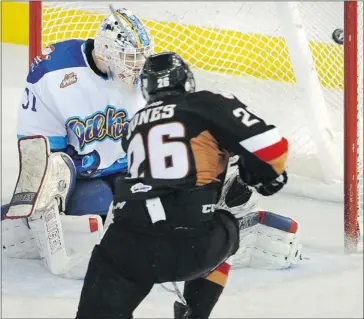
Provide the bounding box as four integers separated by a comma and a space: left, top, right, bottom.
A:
28, 1, 361, 252
343, 1, 360, 253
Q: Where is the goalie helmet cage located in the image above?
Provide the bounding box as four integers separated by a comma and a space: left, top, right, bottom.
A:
28, 1, 363, 252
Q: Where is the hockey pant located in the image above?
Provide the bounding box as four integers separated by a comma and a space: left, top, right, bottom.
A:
63, 173, 125, 217
76, 210, 239, 319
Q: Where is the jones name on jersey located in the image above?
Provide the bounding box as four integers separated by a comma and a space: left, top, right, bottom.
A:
118, 90, 288, 203
126, 102, 176, 139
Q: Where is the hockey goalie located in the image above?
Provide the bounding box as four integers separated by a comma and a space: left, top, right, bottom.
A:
1, 6, 153, 279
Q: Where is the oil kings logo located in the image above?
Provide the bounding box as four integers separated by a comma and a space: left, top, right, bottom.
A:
66, 105, 129, 150
60, 72, 78, 88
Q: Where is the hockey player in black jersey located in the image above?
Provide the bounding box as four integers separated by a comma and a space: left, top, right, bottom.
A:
76, 52, 289, 319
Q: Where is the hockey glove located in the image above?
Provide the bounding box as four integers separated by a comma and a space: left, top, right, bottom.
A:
239, 168, 288, 196
222, 172, 255, 208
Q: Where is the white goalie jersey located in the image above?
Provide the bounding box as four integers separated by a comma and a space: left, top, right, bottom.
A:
17, 39, 146, 178
3, 39, 147, 278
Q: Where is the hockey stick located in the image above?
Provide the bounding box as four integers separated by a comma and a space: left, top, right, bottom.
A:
160, 282, 188, 306
39, 199, 96, 276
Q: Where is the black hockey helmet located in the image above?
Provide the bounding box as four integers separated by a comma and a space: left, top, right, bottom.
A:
140, 52, 195, 102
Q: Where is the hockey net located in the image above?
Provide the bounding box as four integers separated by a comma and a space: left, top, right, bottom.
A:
30, 2, 363, 250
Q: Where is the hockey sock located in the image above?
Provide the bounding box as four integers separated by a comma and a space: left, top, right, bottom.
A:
181, 261, 231, 319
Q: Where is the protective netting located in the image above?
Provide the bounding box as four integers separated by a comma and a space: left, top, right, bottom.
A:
40, 2, 363, 205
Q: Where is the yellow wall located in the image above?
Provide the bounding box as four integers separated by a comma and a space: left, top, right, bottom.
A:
2, 2, 29, 45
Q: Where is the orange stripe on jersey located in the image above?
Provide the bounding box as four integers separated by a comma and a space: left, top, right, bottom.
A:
206, 269, 229, 287
205, 262, 231, 287
265, 151, 288, 175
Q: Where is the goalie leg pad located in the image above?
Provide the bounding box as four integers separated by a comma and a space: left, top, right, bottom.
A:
258, 211, 298, 233
1, 204, 9, 220
66, 179, 113, 216
29, 206, 104, 279
6, 136, 76, 219
2, 218, 40, 259
233, 211, 302, 270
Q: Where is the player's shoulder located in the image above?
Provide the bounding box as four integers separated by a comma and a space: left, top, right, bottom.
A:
27, 39, 88, 85
187, 89, 237, 103
184, 90, 238, 112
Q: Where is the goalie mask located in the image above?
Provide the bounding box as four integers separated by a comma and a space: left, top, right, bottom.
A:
94, 8, 153, 86
140, 52, 196, 102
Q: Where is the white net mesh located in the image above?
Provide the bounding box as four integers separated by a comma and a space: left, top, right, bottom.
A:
40, 2, 363, 204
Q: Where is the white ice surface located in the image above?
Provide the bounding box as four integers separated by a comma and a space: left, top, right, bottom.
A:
1, 44, 363, 318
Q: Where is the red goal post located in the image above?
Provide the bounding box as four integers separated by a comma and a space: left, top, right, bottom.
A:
344, 1, 361, 252
28, 1, 363, 252
29, 1, 42, 67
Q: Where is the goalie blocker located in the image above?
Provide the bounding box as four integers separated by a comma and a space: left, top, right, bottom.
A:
3, 136, 107, 279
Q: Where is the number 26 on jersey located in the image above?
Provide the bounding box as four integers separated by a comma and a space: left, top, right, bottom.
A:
128, 122, 190, 179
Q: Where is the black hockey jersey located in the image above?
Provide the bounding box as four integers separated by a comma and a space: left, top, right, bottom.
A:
114, 90, 288, 205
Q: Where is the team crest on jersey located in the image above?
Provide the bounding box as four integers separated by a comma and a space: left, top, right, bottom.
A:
60, 73, 78, 88
66, 105, 129, 151
130, 182, 152, 193
31, 45, 55, 71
